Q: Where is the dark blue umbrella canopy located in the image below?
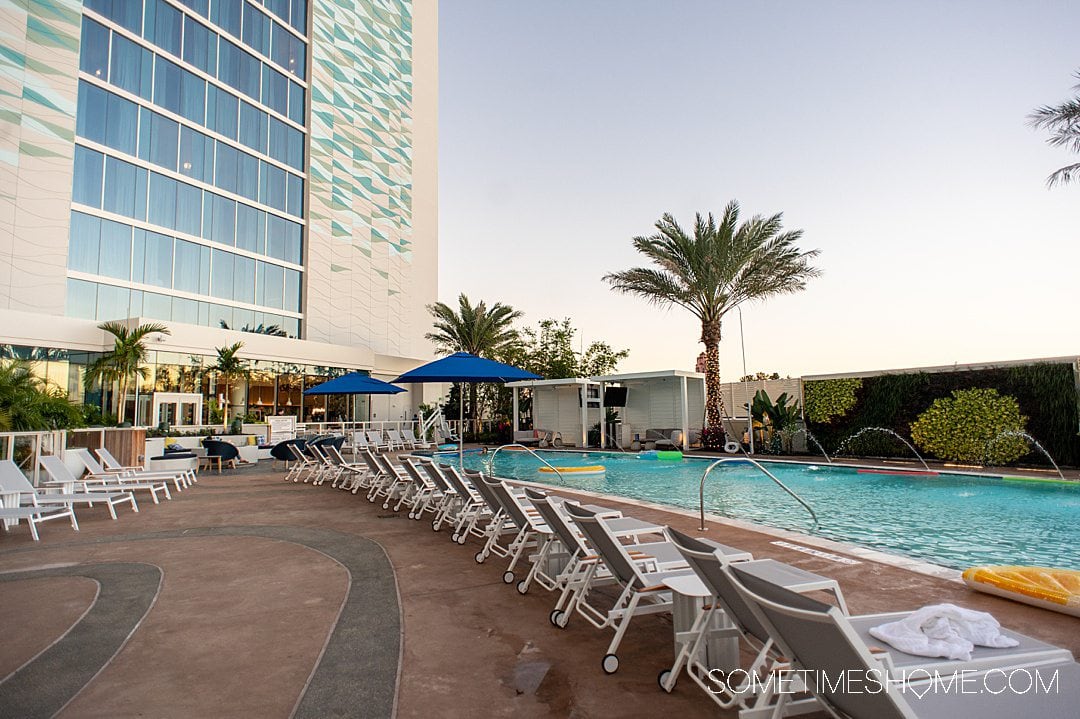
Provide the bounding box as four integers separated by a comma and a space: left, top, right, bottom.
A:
303, 372, 406, 395
393, 352, 541, 384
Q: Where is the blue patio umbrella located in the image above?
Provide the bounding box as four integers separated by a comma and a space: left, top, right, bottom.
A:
393, 352, 541, 463
304, 372, 404, 423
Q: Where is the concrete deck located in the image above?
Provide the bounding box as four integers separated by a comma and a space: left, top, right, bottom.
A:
1, 460, 1077, 718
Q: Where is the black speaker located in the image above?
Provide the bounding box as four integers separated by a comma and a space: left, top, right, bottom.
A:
603, 386, 628, 407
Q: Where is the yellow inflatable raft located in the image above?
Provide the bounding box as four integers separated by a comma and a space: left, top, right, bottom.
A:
962, 566, 1080, 618
538, 465, 605, 476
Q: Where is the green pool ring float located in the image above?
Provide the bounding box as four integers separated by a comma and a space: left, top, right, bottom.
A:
655, 450, 683, 461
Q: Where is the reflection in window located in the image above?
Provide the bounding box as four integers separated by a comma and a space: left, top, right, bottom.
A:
262, 65, 288, 117
76, 82, 107, 145
145, 0, 182, 57
80, 17, 109, 79
211, 0, 241, 37
179, 126, 214, 184
242, 4, 271, 55
182, 15, 217, 75
140, 109, 179, 171
142, 291, 173, 321
104, 92, 139, 156
110, 34, 153, 100
72, 146, 104, 208
96, 284, 131, 320
288, 81, 305, 125
103, 156, 142, 219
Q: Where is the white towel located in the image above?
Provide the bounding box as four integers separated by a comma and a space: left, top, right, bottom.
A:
868, 603, 1019, 661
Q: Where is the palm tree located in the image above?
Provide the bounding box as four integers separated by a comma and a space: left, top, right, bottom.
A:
1029, 70, 1080, 187
425, 294, 523, 431
604, 201, 820, 441
84, 322, 170, 424
211, 342, 250, 428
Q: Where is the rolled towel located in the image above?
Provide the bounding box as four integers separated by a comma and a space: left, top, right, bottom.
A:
868, 603, 1019, 661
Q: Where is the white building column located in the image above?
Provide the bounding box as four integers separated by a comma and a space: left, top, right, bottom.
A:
512, 388, 520, 432
580, 385, 588, 448
680, 375, 690, 451
598, 381, 606, 449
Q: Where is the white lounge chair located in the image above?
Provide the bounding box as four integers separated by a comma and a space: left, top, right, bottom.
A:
95, 446, 197, 487
74, 448, 189, 493
385, 428, 408, 451
0, 461, 80, 540
403, 427, 432, 450
43, 454, 171, 505
366, 430, 391, 453
0, 459, 137, 522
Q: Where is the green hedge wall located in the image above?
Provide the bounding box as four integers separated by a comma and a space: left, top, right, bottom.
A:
804, 362, 1080, 467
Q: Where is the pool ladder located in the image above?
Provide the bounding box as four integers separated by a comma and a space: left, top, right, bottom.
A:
485, 444, 566, 481
698, 457, 819, 531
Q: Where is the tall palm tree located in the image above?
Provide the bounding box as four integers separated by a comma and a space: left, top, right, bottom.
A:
425, 294, 523, 430
211, 342, 250, 428
84, 322, 170, 424
1029, 70, 1080, 187
604, 201, 820, 440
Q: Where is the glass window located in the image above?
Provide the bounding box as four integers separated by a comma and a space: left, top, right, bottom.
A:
86, 0, 142, 35
80, 17, 109, 80
235, 203, 264, 253
215, 143, 238, 194
183, 16, 217, 75
142, 292, 172, 321
262, 65, 288, 117
238, 102, 268, 154
209, 194, 236, 245
145, 0, 182, 58
110, 34, 152, 100
242, 4, 270, 55
265, 213, 285, 260
287, 81, 305, 125
180, 71, 206, 125
267, 117, 288, 165
98, 218, 132, 281
286, 173, 303, 217
236, 152, 259, 201
134, 165, 148, 221
285, 125, 304, 170
72, 146, 104, 208
206, 85, 238, 140
142, 231, 174, 288
76, 81, 107, 145
209, 302, 233, 329
172, 296, 200, 324
96, 284, 131, 321
68, 211, 102, 273
148, 172, 178, 229
260, 162, 286, 211
210, 248, 234, 300
131, 228, 145, 282
270, 22, 290, 73
238, 48, 261, 100
284, 268, 301, 312
179, 126, 214, 184
233, 254, 255, 303
211, 0, 241, 37
176, 181, 203, 237
140, 110, 179, 171
257, 260, 283, 308
284, 219, 302, 264
290, 0, 307, 33
66, 279, 98, 320
174, 239, 207, 294
177, 0, 209, 17
104, 92, 138, 156
218, 38, 241, 90
154, 57, 183, 116
103, 156, 139, 218
265, 0, 288, 23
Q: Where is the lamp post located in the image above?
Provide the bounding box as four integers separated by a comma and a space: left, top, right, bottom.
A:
737, 306, 753, 455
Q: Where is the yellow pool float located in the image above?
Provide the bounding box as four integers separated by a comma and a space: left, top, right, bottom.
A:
538, 465, 605, 476
962, 566, 1080, 618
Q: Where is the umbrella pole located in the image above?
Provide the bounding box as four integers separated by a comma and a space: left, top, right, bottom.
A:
459, 381, 464, 467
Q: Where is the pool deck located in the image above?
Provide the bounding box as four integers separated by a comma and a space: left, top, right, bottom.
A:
1, 457, 1077, 718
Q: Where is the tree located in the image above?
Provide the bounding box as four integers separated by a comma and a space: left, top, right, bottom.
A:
604, 202, 820, 442
211, 342, 250, 428
739, 371, 781, 382
911, 388, 1028, 464
84, 322, 170, 424
0, 360, 83, 431
1029, 70, 1080, 187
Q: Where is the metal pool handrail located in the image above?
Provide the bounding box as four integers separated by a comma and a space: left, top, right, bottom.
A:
485, 444, 566, 481
699, 457, 819, 531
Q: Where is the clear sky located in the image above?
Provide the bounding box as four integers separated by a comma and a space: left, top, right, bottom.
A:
437, 1, 1079, 380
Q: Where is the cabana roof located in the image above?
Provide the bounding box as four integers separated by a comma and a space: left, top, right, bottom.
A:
591, 369, 704, 383
504, 377, 598, 388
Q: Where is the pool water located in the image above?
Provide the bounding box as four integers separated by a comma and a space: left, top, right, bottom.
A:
442, 450, 1080, 571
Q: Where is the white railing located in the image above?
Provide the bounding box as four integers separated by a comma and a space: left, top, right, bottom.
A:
0, 430, 67, 485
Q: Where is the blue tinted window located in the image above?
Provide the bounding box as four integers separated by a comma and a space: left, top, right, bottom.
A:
262, 65, 288, 116
206, 85, 238, 139
99, 218, 132, 281
176, 0, 209, 17
66, 279, 98, 320
154, 57, 183, 116
172, 296, 200, 324
145, 0, 182, 57
265, 0, 288, 23
257, 260, 283, 308
182, 16, 217, 75
238, 49, 261, 100
148, 172, 178, 229
68, 211, 102, 273
209, 194, 236, 246
284, 219, 302, 264
180, 71, 206, 124
76, 82, 107, 145
110, 35, 152, 99
284, 268, 301, 311
218, 39, 241, 89
233, 255, 255, 303
242, 4, 270, 55
86, 0, 141, 35
72, 146, 104, 208
131, 228, 145, 282
134, 166, 148, 220
287, 81, 304, 125
209, 302, 233, 329
285, 125, 304, 170
140, 110, 179, 170
268, 117, 288, 164
260, 162, 286, 211
235, 204, 264, 253
290, 0, 307, 33
80, 18, 109, 79
265, 213, 285, 260
96, 284, 131, 320
142, 231, 174, 288
103, 156, 140, 218
104, 92, 138, 155
179, 126, 214, 184
236, 152, 259, 201
142, 292, 172, 321
285, 173, 303, 217
215, 143, 238, 194
239, 102, 267, 154
210, 248, 234, 300
270, 23, 291, 73
174, 239, 207, 293
212, 0, 242, 37
176, 182, 203, 237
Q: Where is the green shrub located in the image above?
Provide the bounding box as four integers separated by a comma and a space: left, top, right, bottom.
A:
910, 388, 1028, 464
804, 378, 862, 424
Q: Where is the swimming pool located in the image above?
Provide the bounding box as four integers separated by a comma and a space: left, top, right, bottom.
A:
440, 450, 1080, 572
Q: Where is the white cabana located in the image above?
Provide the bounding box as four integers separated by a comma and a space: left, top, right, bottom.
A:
505, 377, 602, 448
592, 370, 705, 450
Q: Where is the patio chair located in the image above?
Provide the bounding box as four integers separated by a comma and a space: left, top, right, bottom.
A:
203, 440, 240, 471
95, 446, 197, 487
348, 431, 370, 459
0, 460, 80, 540
727, 564, 1080, 719
351, 450, 385, 494
0, 459, 136, 522
476, 475, 551, 585
403, 427, 432, 450
394, 458, 444, 519
386, 428, 408, 450
324, 445, 367, 490
80, 447, 191, 492
49, 453, 171, 504
435, 464, 492, 544
416, 460, 459, 530
366, 430, 391, 453
368, 454, 410, 507
286, 443, 319, 482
